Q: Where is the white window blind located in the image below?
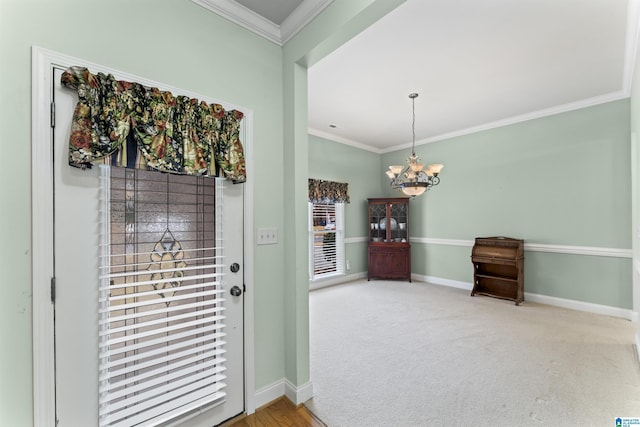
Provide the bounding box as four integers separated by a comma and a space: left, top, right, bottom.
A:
309, 202, 345, 280
98, 166, 227, 427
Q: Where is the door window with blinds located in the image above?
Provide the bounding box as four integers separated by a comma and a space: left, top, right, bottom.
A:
98, 166, 227, 427
309, 202, 345, 280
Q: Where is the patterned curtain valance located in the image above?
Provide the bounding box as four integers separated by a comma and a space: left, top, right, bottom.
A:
61, 66, 246, 183
308, 179, 350, 204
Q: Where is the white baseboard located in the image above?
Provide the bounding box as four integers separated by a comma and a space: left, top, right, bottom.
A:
524, 292, 635, 321
285, 379, 314, 405
418, 274, 473, 291
254, 378, 314, 408
254, 380, 286, 409
310, 272, 367, 291
412, 274, 636, 321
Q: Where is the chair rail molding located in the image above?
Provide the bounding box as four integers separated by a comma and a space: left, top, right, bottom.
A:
410, 237, 632, 258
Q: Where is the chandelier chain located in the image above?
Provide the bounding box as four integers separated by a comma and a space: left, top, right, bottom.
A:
412, 96, 416, 155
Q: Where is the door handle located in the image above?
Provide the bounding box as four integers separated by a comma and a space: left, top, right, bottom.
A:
230, 285, 242, 297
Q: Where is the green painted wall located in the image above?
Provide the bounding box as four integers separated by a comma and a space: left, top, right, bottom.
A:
412, 244, 632, 308
0, 0, 287, 423
390, 100, 631, 246
282, 0, 405, 387
383, 99, 632, 308
309, 134, 381, 274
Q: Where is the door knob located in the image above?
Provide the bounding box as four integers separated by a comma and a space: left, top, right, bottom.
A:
230, 285, 242, 297
230, 263, 240, 273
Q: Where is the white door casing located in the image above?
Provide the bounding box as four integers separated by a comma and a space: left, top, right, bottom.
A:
32, 47, 256, 426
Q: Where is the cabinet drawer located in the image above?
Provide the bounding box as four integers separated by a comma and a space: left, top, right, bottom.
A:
369, 245, 408, 253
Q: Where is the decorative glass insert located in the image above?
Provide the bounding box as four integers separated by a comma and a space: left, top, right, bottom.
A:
98, 166, 227, 427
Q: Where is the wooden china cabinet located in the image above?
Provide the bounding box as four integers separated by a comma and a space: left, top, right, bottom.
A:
367, 197, 411, 282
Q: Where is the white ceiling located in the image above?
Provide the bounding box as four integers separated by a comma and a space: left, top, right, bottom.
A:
197, 0, 640, 153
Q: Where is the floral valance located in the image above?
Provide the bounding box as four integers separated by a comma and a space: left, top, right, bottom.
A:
61, 66, 246, 183
308, 179, 350, 204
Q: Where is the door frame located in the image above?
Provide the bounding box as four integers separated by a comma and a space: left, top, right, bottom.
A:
31, 46, 256, 426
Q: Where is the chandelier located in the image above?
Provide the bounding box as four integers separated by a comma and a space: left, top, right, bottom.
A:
386, 93, 443, 197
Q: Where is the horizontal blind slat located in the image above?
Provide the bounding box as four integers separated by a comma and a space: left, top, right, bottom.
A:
100, 316, 225, 348
101, 309, 224, 336
105, 368, 226, 412
101, 274, 222, 295
100, 300, 225, 325
100, 289, 225, 313
99, 246, 222, 261
108, 391, 226, 427
102, 353, 227, 393
103, 344, 225, 381
101, 263, 223, 280
102, 328, 224, 368
100, 255, 221, 272
100, 331, 226, 360
101, 363, 226, 403
105, 379, 226, 426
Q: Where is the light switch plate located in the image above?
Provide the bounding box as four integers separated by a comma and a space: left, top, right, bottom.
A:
257, 227, 278, 245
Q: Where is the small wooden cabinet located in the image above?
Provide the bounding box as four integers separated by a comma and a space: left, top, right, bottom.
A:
471, 236, 524, 305
367, 198, 411, 282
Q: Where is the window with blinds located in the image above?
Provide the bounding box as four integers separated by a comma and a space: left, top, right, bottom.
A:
98, 166, 227, 427
309, 202, 345, 280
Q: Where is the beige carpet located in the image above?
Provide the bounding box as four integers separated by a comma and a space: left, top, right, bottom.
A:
306, 280, 640, 426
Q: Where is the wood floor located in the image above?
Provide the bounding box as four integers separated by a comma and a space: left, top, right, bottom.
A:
223, 397, 326, 427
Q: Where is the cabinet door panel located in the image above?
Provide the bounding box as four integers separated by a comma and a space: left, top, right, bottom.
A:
387, 249, 408, 276
368, 246, 410, 280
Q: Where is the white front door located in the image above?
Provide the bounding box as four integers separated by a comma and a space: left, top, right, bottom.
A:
52, 67, 245, 426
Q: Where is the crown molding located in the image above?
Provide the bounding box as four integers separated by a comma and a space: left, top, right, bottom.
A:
380, 89, 631, 154
308, 127, 382, 153
191, 0, 333, 46
280, 0, 334, 44
309, 89, 632, 155
191, 0, 281, 44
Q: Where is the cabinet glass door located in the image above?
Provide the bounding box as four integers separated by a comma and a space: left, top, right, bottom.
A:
389, 203, 408, 242
369, 203, 386, 241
